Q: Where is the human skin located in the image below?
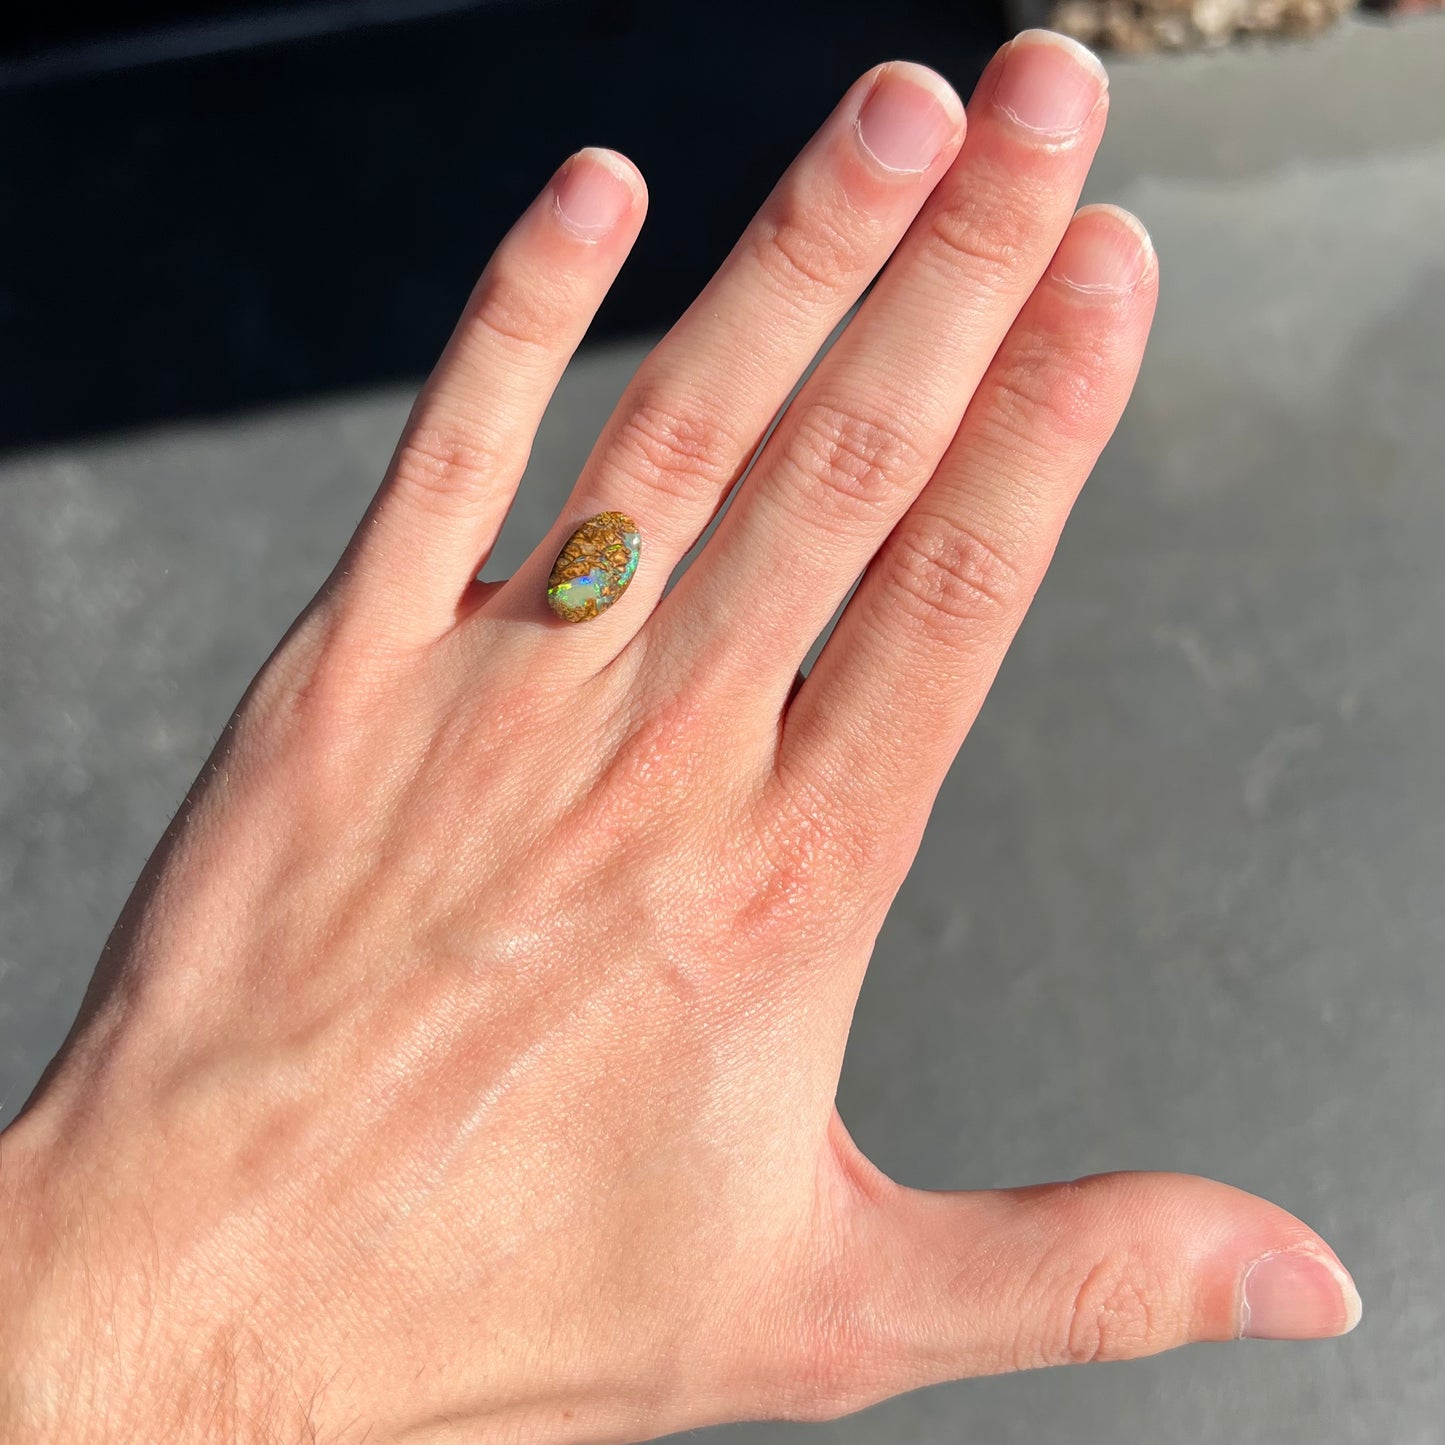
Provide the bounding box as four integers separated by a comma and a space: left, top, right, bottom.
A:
0, 32, 1359, 1445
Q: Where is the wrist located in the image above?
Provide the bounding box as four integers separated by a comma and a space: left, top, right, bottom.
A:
1, 1120, 83, 1445
2, 1117, 205, 1445
1, 1112, 364, 1445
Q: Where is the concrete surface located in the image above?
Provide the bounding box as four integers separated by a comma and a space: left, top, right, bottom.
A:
2, 14, 1443, 1444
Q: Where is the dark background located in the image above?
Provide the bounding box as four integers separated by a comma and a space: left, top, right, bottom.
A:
0, 0, 1006, 452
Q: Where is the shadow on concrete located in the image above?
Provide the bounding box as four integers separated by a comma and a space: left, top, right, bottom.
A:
0, 0, 1006, 454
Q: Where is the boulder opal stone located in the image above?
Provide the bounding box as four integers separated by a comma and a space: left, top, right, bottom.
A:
545, 511, 642, 623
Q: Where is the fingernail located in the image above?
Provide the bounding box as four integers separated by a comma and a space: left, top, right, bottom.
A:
1051, 204, 1153, 293
554, 148, 636, 240
856, 62, 962, 174
1239, 1250, 1363, 1340
993, 29, 1107, 137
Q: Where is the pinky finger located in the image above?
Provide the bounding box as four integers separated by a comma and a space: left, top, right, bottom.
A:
336, 148, 647, 650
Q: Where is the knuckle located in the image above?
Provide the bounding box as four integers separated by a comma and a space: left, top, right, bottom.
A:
732, 772, 874, 953
1046, 1253, 1163, 1366
611, 388, 745, 506
754, 199, 860, 303
739, 814, 825, 941
880, 515, 1024, 637
922, 172, 1049, 294
389, 423, 513, 522
595, 686, 711, 809
463, 269, 570, 356
780, 397, 923, 527
985, 332, 1115, 454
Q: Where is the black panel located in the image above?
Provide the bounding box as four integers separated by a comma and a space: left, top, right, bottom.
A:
0, 0, 1008, 450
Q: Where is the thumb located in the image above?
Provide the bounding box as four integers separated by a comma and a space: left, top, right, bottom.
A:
785, 1164, 1360, 1419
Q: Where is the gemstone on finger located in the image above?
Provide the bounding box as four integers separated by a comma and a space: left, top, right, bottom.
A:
545, 512, 642, 623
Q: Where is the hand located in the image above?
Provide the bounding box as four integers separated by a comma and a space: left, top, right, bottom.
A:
1, 32, 1359, 1445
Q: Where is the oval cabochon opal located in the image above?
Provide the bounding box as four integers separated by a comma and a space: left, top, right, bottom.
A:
545, 512, 642, 623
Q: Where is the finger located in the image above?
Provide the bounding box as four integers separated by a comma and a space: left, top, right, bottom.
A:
792, 1168, 1360, 1415
335, 148, 647, 650
479, 61, 966, 643
654, 31, 1110, 693
782, 204, 1158, 838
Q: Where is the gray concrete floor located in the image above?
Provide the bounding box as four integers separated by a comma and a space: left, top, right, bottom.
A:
2, 15, 1443, 1443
